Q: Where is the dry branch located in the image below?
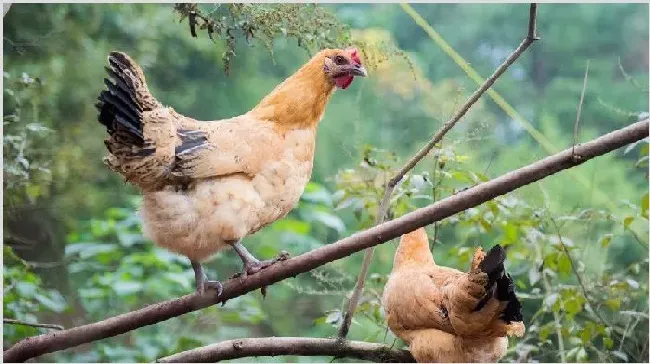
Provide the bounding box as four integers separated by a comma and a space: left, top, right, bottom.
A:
337, 2, 540, 338
156, 337, 415, 363
4, 119, 647, 363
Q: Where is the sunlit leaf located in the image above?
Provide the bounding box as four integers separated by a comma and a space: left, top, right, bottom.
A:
603, 336, 614, 349
599, 233, 613, 248
605, 298, 621, 311
623, 216, 635, 228
557, 253, 572, 277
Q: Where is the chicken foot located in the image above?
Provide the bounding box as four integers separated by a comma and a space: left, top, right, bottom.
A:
191, 260, 223, 297
231, 241, 290, 277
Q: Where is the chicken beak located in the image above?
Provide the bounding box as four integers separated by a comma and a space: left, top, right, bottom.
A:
351, 64, 368, 77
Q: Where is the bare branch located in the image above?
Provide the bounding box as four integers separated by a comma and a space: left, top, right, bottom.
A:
337, 2, 541, 338
156, 337, 415, 363
3, 318, 64, 331
4, 119, 647, 363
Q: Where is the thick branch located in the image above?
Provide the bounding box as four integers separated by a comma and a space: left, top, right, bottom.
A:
337, 2, 540, 338
4, 119, 647, 363
156, 337, 415, 363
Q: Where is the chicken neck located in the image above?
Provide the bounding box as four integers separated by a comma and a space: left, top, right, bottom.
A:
247, 52, 337, 132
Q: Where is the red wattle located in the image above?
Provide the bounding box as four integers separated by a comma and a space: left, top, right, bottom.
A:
335, 75, 354, 89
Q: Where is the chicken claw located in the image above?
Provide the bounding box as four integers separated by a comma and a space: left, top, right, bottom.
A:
232, 242, 290, 277
191, 260, 223, 297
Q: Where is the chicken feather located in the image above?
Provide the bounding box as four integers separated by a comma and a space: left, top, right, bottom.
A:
96, 48, 367, 295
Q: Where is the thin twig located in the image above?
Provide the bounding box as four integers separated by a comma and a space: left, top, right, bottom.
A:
3, 119, 648, 363
3, 319, 64, 331
337, 2, 541, 339
157, 337, 414, 363
617, 57, 648, 93
572, 60, 590, 159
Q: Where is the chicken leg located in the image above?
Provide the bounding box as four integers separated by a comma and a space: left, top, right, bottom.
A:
191, 260, 223, 296
232, 241, 290, 276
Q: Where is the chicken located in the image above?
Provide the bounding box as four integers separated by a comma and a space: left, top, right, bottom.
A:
382, 228, 525, 363
95, 48, 367, 296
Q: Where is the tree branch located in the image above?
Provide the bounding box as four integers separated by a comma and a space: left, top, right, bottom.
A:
3, 318, 64, 331
156, 337, 415, 363
337, 2, 540, 338
4, 119, 647, 363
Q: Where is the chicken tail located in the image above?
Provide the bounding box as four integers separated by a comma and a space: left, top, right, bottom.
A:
95, 52, 180, 191
474, 246, 524, 325
496, 272, 523, 323
472, 245, 506, 312
96, 51, 161, 145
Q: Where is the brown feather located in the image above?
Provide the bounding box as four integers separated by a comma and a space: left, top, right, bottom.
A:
96, 49, 358, 263
382, 228, 525, 363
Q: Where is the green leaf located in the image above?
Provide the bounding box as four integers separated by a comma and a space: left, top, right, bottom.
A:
273, 218, 311, 235
557, 253, 572, 277
539, 323, 552, 341
564, 297, 583, 316
308, 210, 346, 233
599, 233, 613, 248
605, 298, 621, 311
603, 336, 614, 349
503, 222, 518, 243
301, 182, 333, 206
623, 216, 634, 228
579, 326, 592, 344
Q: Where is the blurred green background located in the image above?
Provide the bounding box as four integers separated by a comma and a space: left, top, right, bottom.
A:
3, 3, 649, 363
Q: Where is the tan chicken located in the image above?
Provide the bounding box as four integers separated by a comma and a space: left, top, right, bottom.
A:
95, 48, 367, 296
382, 228, 525, 362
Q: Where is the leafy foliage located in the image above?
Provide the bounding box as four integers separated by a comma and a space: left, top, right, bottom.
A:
174, 3, 351, 74
3, 3, 648, 363
3, 71, 54, 206
3, 246, 68, 344
328, 141, 649, 362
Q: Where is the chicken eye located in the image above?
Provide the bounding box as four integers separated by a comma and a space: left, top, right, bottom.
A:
334, 56, 347, 65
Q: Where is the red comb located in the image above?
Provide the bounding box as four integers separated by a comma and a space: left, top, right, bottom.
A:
347, 47, 361, 64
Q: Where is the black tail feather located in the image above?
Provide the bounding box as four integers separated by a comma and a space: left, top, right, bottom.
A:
478, 244, 506, 286
96, 52, 147, 146
473, 245, 507, 312
497, 273, 523, 323
103, 78, 141, 116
